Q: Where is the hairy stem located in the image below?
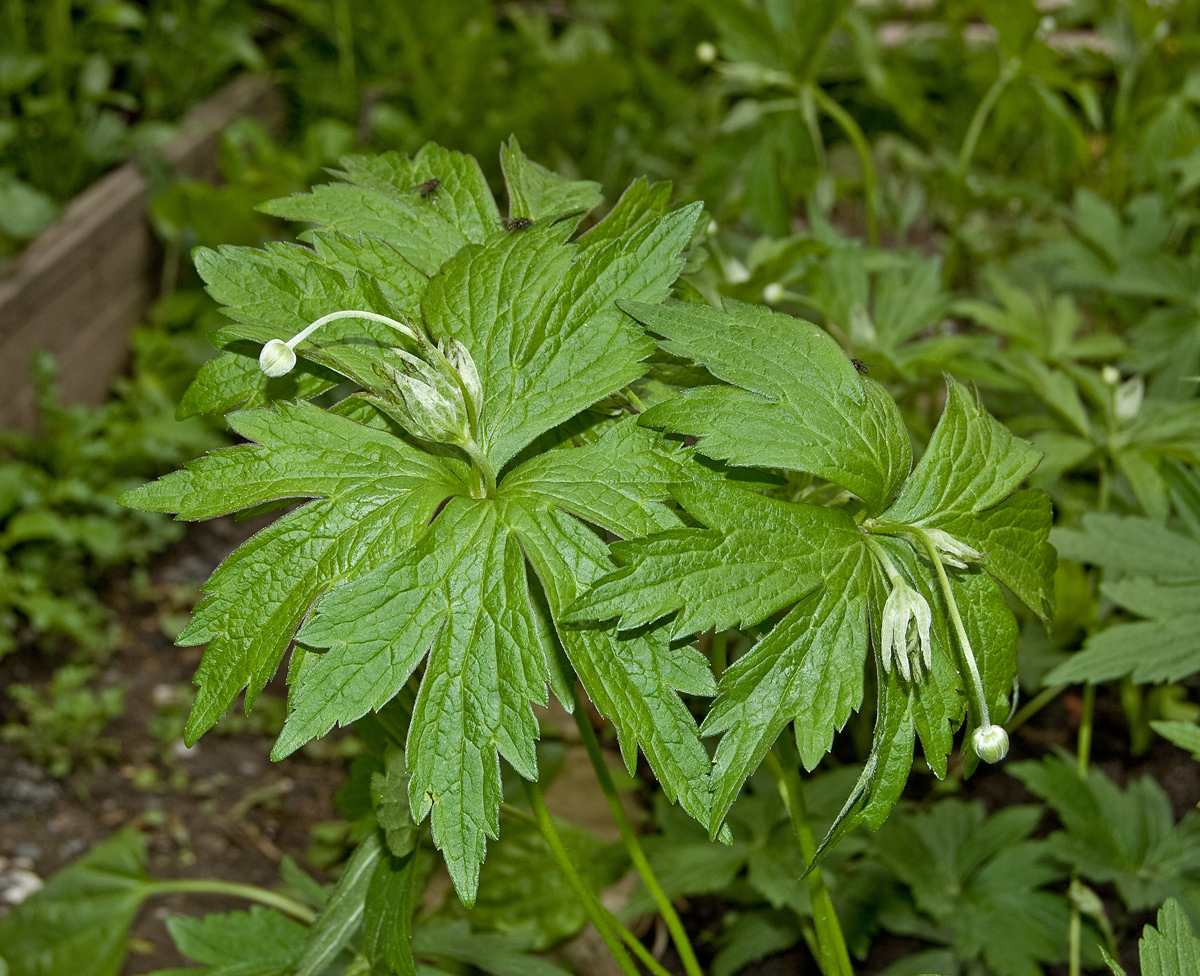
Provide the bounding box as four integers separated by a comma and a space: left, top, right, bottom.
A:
764, 749, 854, 976
523, 781, 641, 976
570, 686, 704, 976
146, 879, 318, 924
809, 84, 879, 246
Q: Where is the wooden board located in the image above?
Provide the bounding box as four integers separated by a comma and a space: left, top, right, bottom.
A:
0, 73, 284, 431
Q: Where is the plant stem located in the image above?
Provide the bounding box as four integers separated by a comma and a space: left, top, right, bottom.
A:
957, 56, 1022, 176
523, 781, 641, 976
333, 0, 357, 106
1006, 684, 1066, 735
569, 686, 704, 976
809, 84, 879, 246
500, 801, 674, 976
711, 629, 728, 679
763, 750, 854, 976
913, 530, 992, 730
6, 0, 26, 50
146, 879, 317, 924
1068, 682, 1097, 976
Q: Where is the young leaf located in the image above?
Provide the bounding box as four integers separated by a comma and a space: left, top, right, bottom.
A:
1046, 514, 1200, 685
867, 800, 1070, 976
0, 829, 152, 976
1009, 754, 1200, 916
160, 906, 308, 976
122, 144, 712, 903
571, 300, 1053, 839
1137, 899, 1200, 976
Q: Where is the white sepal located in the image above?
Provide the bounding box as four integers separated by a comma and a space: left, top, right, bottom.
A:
258, 339, 297, 378
880, 576, 933, 681
921, 528, 984, 570
444, 339, 483, 410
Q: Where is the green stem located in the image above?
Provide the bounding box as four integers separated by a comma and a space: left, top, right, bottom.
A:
763, 750, 854, 976
1068, 682, 1097, 976
48, 0, 72, 107
809, 84, 879, 246
500, 802, 673, 976
957, 56, 1022, 176
523, 781, 641, 976
913, 530, 992, 729
622, 386, 647, 414
333, 0, 357, 105
569, 687, 704, 976
6, 0, 26, 50
711, 629, 728, 680
461, 438, 497, 497
1006, 684, 1066, 735
146, 879, 317, 924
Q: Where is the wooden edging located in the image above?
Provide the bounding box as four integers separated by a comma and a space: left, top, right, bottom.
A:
0, 73, 284, 432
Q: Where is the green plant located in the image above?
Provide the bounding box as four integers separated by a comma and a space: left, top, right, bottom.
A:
97, 134, 1052, 976
1, 664, 125, 776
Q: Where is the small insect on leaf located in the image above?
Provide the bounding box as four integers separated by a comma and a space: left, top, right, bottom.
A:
851, 358, 875, 375
416, 178, 440, 198
504, 216, 534, 231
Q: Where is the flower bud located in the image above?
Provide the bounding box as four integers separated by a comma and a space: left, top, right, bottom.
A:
922, 528, 984, 570
880, 577, 933, 681
763, 282, 785, 305
971, 724, 1009, 763
259, 339, 297, 378
696, 41, 718, 64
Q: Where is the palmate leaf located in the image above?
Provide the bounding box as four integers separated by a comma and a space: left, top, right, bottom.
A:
122, 143, 711, 901
1047, 513, 1200, 685
569, 298, 1052, 839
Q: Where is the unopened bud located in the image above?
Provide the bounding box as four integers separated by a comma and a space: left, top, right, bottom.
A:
259, 339, 297, 377
763, 283, 785, 305
972, 724, 1009, 763
696, 41, 718, 64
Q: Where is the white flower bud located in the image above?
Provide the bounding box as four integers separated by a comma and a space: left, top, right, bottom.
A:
1114, 375, 1144, 422
258, 339, 297, 378
880, 577, 933, 681
922, 528, 984, 570
1101, 364, 1121, 386
972, 724, 1009, 763
696, 41, 718, 64
763, 282, 785, 305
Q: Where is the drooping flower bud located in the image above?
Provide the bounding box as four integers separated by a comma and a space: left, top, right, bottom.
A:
921, 528, 984, 570
971, 724, 1009, 763
259, 339, 297, 378
880, 576, 933, 681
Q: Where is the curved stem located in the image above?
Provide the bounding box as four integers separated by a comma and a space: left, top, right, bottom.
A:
287, 309, 421, 350
763, 750, 854, 976
809, 84, 879, 246
569, 687, 704, 976
957, 57, 1022, 176
146, 879, 318, 924
523, 781, 641, 976
913, 529, 992, 729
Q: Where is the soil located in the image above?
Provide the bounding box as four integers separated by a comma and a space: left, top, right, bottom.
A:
1, 516, 1197, 974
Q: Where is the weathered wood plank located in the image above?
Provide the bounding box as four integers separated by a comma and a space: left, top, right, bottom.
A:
0, 74, 284, 430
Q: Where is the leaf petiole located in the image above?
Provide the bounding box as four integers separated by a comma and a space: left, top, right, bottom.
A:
569, 685, 705, 976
